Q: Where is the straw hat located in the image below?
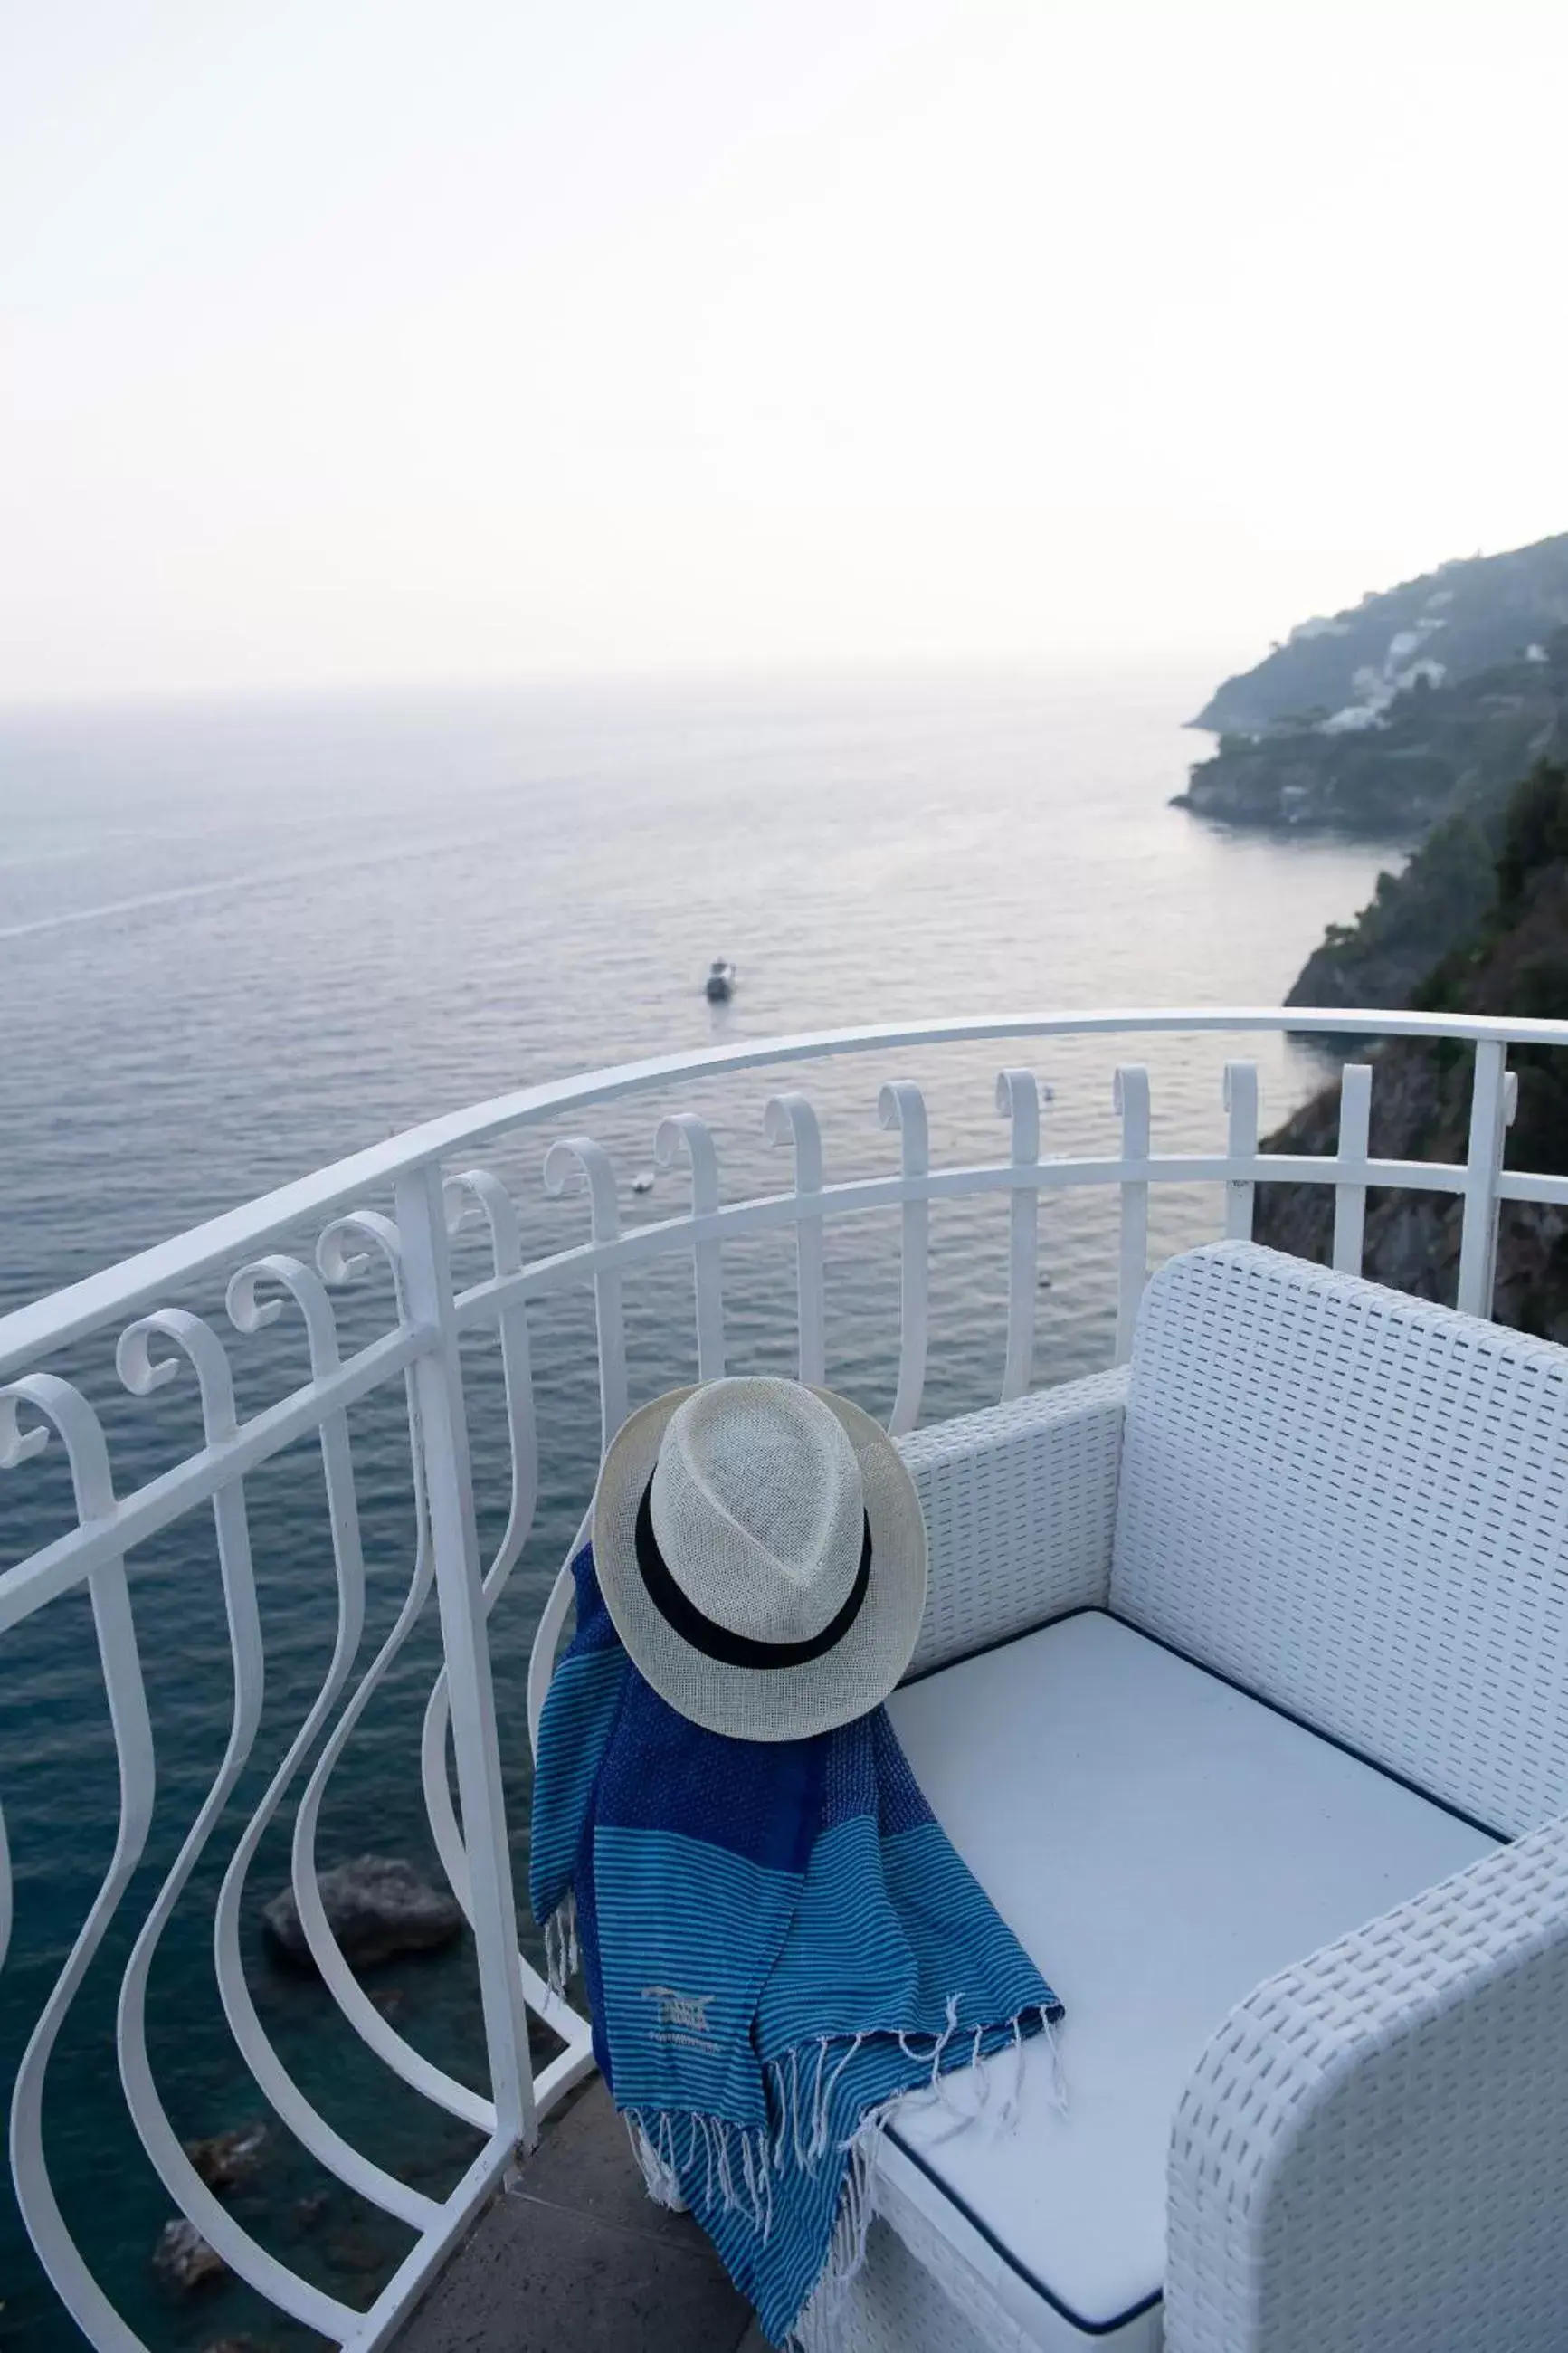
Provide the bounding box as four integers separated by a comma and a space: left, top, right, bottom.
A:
592, 1377, 928, 1742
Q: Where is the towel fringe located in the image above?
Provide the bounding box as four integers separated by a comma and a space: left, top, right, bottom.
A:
785, 2091, 900, 2352
1041, 2004, 1069, 2114
994, 2007, 1028, 2132
625, 2113, 686, 2210
629, 1999, 1057, 2345
628, 2108, 772, 2238
543, 1895, 579, 1997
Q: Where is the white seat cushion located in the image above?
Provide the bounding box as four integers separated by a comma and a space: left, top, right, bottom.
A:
882, 1609, 1498, 2341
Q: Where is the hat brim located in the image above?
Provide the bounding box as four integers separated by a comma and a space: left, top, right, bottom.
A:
592, 1384, 929, 1743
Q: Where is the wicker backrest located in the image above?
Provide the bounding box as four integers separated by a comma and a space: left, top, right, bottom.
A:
1110, 1242, 1568, 1836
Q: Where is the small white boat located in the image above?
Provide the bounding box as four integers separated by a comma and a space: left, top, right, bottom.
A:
630, 1171, 654, 1196
704, 957, 736, 1002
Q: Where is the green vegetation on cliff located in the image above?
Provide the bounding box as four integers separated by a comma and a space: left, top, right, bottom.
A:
1179, 632, 1568, 834
1192, 532, 1568, 738
1256, 761, 1568, 1338
1288, 812, 1499, 1013
1280, 634, 1568, 1008
1198, 541, 1568, 1328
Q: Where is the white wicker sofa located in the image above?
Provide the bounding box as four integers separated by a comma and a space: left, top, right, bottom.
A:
841, 1239, 1568, 2353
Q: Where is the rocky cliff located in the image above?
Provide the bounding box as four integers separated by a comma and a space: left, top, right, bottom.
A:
1278, 635, 1568, 1005
1193, 532, 1568, 738
1285, 811, 1500, 1014
1176, 633, 1568, 834
1256, 761, 1568, 1338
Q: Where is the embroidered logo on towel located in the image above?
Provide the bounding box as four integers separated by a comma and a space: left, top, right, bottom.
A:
641, 1984, 716, 2044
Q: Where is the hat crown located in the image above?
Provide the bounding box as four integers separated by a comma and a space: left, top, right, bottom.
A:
650, 1378, 865, 1645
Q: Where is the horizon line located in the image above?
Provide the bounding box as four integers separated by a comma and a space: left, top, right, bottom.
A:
0, 645, 1241, 720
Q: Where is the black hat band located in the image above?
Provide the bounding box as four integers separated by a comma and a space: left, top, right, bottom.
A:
634, 1476, 871, 1671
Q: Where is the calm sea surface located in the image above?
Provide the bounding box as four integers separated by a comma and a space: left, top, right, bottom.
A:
0, 670, 1401, 2348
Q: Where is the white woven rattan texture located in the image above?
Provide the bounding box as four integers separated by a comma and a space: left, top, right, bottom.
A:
1111, 1242, 1568, 1835
829, 2217, 1033, 2353
1165, 1812, 1568, 2353
899, 1371, 1126, 1681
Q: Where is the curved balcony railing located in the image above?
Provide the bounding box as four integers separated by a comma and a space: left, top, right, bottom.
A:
1, 1006, 1564, 2348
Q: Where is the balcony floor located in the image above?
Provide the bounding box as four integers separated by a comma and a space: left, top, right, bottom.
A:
393, 2075, 766, 2353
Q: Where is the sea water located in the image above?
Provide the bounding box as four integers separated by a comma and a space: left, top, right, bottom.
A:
0, 669, 1401, 2348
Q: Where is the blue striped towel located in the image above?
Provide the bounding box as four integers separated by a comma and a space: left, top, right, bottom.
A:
530, 1546, 1062, 2348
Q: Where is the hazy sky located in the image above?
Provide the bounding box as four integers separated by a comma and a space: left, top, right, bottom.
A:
5, 0, 1565, 700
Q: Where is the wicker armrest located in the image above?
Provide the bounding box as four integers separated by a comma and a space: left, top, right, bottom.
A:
1165, 1814, 1568, 2353
897, 1368, 1127, 1680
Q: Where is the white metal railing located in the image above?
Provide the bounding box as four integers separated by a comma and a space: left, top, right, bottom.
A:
1, 1005, 1564, 2348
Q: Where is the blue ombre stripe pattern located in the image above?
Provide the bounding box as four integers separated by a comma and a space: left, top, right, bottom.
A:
530, 1548, 1060, 2348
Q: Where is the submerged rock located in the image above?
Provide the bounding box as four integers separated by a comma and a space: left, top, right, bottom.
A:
323, 2222, 395, 2276
183, 2121, 268, 2194
262, 1855, 464, 1973
153, 2216, 225, 2292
